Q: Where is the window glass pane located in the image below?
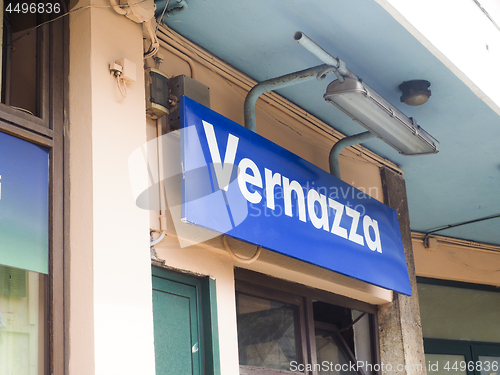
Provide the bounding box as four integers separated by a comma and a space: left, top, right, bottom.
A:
315, 329, 357, 375
418, 283, 500, 342
425, 354, 467, 375
0, 265, 46, 375
478, 355, 500, 375
236, 293, 299, 371
0, 131, 50, 274
352, 310, 373, 375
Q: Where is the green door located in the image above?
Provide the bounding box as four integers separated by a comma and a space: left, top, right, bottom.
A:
152, 272, 202, 375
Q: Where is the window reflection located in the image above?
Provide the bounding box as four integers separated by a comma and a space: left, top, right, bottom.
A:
236, 293, 299, 371
0, 265, 46, 375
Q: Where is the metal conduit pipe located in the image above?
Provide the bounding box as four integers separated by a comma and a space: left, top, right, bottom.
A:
293, 31, 347, 76
150, 231, 166, 247
329, 131, 376, 179
294, 31, 358, 80
244, 64, 329, 133
150, 118, 168, 248
157, 38, 197, 78
294, 32, 342, 72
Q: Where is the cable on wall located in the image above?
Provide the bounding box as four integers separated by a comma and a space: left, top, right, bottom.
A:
223, 235, 262, 264
424, 213, 500, 248
116, 75, 127, 97
143, 19, 160, 59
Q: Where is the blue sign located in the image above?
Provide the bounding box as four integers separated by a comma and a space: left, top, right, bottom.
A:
180, 97, 411, 295
0, 132, 49, 274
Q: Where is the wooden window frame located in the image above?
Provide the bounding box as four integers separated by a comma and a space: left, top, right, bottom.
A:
0, 14, 67, 375
235, 268, 379, 375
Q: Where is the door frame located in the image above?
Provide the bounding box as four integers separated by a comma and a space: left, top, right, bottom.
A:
152, 266, 221, 375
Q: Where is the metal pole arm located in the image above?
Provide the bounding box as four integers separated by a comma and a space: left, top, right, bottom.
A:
244, 64, 329, 133
329, 131, 376, 178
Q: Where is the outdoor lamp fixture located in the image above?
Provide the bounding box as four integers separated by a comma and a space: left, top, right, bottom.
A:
244, 31, 440, 178
324, 77, 439, 155
399, 80, 431, 106
145, 67, 170, 119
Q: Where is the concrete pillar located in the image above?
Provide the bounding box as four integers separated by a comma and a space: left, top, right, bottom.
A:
377, 168, 427, 375
69, 2, 156, 374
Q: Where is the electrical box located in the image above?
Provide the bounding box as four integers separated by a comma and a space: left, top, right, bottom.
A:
145, 68, 169, 119
168, 75, 210, 130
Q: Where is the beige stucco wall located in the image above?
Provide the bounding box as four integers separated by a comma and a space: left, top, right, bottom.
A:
69, 2, 156, 375
413, 233, 500, 286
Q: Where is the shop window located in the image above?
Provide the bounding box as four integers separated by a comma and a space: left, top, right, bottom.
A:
418, 278, 500, 375
235, 269, 378, 375
152, 267, 221, 375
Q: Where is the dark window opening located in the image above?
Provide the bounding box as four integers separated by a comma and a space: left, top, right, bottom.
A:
1, 0, 68, 120
2, 12, 39, 116
313, 301, 356, 354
